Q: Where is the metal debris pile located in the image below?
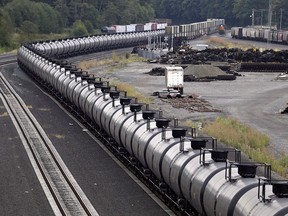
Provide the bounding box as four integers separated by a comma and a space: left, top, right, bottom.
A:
145, 67, 165, 76
281, 104, 288, 114
146, 65, 238, 82
240, 63, 288, 72
161, 95, 221, 113
160, 48, 288, 65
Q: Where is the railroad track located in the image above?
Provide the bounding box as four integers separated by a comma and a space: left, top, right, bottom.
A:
0, 59, 17, 66
0, 54, 17, 66
0, 73, 98, 216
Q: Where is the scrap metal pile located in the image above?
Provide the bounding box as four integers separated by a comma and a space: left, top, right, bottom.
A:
160, 48, 288, 72
281, 104, 288, 114
161, 95, 221, 113
146, 65, 238, 82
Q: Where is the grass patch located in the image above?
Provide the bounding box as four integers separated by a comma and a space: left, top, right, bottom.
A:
183, 119, 204, 131
203, 117, 270, 150
185, 117, 288, 178
111, 80, 153, 104
0, 112, 8, 117
0, 32, 70, 54
77, 52, 150, 103
77, 53, 145, 72
207, 37, 253, 50
53, 134, 66, 139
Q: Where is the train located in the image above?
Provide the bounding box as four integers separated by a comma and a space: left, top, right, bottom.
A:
17, 22, 288, 215
231, 26, 288, 44
165, 19, 225, 39
32, 30, 165, 58
218, 24, 226, 35
101, 22, 168, 34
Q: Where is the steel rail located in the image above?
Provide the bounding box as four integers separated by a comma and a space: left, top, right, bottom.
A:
0, 59, 17, 66
0, 73, 98, 216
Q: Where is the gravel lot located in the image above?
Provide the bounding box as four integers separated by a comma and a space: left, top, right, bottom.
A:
88, 36, 288, 157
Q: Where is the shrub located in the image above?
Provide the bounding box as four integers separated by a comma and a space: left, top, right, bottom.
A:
71, 20, 88, 37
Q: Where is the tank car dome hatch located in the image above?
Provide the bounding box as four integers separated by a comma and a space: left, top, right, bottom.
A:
236, 163, 257, 178
172, 128, 186, 138
210, 149, 228, 162
142, 110, 155, 120
109, 91, 120, 99
69, 68, 81, 75
73, 71, 83, 77
272, 182, 288, 198
155, 118, 170, 128
80, 73, 89, 80
101, 86, 111, 93
120, 98, 131, 106
94, 81, 103, 88
86, 77, 96, 84
130, 104, 142, 112
190, 138, 207, 150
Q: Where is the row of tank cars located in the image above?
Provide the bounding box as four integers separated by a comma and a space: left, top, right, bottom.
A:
165, 19, 225, 39
32, 30, 165, 58
231, 26, 288, 44
17, 20, 288, 215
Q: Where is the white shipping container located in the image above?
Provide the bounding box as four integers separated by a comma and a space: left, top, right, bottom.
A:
157, 23, 168, 30
114, 25, 126, 33
144, 23, 152, 31
165, 66, 184, 88
126, 24, 137, 32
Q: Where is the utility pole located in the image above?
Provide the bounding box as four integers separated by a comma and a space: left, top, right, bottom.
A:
268, 0, 272, 28
268, 0, 273, 43
280, 8, 283, 30
261, 9, 263, 26
252, 9, 255, 27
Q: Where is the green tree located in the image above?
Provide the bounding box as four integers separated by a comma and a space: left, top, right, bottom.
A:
0, 8, 13, 47
54, 0, 70, 27
20, 20, 38, 34
5, 0, 63, 33
84, 20, 94, 34
71, 19, 88, 37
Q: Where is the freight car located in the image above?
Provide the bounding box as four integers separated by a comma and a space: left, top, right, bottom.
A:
101, 26, 116, 34
101, 22, 168, 34
17, 28, 288, 216
231, 26, 288, 44
165, 19, 225, 40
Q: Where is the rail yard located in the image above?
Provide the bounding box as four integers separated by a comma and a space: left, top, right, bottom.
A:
1, 20, 288, 216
